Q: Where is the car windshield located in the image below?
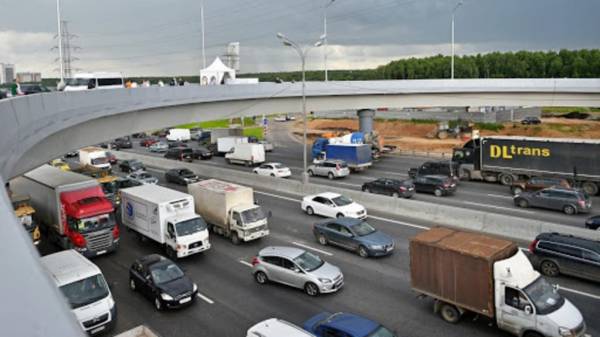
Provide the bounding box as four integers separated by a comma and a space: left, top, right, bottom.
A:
60, 274, 110, 309
368, 326, 396, 337
65, 78, 90, 86
91, 157, 108, 165
523, 276, 565, 315
293, 251, 324, 272
139, 173, 152, 179
240, 207, 266, 224
332, 195, 353, 206
150, 261, 185, 285
175, 217, 207, 236
351, 221, 377, 236
180, 170, 194, 176
74, 213, 114, 233
273, 164, 285, 169
101, 181, 117, 194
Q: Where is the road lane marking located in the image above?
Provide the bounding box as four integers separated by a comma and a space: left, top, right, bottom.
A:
332, 181, 363, 188
292, 241, 333, 256
462, 201, 535, 214
368, 215, 429, 230
486, 193, 513, 200
255, 191, 299, 202
196, 292, 215, 304
239, 260, 253, 267
559, 286, 600, 300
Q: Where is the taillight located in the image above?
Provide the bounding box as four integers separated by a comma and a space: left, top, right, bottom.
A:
112, 225, 120, 239
578, 200, 586, 208
336, 164, 341, 171
251, 256, 260, 266
528, 239, 538, 253
72, 233, 86, 248
399, 187, 406, 191
443, 183, 450, 188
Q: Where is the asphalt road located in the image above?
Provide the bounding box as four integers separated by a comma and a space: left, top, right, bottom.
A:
49, 157, 600, 337
120, 122, 599, 230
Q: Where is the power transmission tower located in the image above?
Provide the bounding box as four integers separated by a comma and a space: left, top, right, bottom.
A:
52, 20, 80, 78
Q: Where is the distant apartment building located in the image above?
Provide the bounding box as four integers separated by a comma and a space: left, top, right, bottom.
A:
16, 72, 42, 83
0, 63, 16, 84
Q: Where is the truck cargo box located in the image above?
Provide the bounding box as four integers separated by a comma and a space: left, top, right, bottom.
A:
410, 227, 517, 318
187, 179, 254, 228
324, 144, 372, 168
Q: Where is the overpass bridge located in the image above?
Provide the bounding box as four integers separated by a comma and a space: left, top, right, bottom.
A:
1, 78, 599, 336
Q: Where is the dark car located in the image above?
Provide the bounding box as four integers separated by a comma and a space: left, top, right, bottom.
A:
193, 147, 212, 160
116, 177, 143, 189
167, 141, 188, 149
105, 151, 117, 165
409, 161, 459, 183
528, 232, 600, 282
362, 178, 415, 198
139, 137, 159, 147
152, 128, 170, 137
112, 137, 133, 149
511, 176, 571, 195
514, 187, 591, 215
303, 312, 396, 337
20, 83, 51, 95
119, 159, 145, 173
586, 215, 600, 230
0, 88, 7, 100
165, 168, 200, 185
132, 132, 147, 138
521, 116, 542, 125
164, 148, 193, 162
313, 218, 394, 258
129, 254, 198, 311
413, 174, 457, 197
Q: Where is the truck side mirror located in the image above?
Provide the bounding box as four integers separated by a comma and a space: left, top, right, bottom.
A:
268, 210, 272, 218
524, 305, 533, 315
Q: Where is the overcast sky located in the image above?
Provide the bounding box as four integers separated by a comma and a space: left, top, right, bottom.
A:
1, 0, 599, 77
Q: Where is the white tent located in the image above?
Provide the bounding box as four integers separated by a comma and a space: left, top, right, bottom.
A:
199, 57, 236, 86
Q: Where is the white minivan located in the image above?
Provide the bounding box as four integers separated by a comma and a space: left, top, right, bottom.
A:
41, 250, 116, 335
166, 128, 191, 142
63, 72, 124, 91
225, 143, 265, 166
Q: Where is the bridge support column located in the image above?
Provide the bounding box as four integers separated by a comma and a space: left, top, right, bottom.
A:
357, 109, 376, 133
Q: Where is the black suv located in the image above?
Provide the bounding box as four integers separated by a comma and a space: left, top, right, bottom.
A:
164, 148, 193, 162
528, 232, 600, 282
112, 137, 133, 149
409, 161, 459, 183
413, 174, 457, 197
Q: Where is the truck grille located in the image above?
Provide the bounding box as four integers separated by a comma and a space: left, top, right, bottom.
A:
85, 231, 113, 252
189, 241, 203, 249
82, 313, 109, 328
248, 225, 267, 234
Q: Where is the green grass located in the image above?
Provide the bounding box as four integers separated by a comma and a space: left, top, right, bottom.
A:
409, 118, 438, 124
542, 107, 600, 114
243, 127, 264, 140
176, 117, 256, 129
545, 123, 588, 133
474, 122, 505, 132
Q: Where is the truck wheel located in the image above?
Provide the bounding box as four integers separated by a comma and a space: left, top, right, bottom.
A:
336, 213, 345, 219
499, 173, 514, 186
517, 199, 529, 208
460, 169, 471, 181
226, 158, 231, 164
328, 172, 334, 180
306, 206, 314, 216
582, 182, 598, 196
434, 189, 443, 197
231, 232, 241, 245
440, 303, 461, 324
307, 170, 314, 177
563, 205, 576, 215
317, 234, 328, 246
540, 260, 560, 277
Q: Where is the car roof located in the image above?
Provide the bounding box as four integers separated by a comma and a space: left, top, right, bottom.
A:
313, 192, 342, 199
325, 218, 363, 227
423, 174, 449, 180
259, 246, 305, 260
536, 233, 600, 253
318, 313, 379, 336
40, 250, 101, 287
136, 254, 170, 268
247, 318, 315, 337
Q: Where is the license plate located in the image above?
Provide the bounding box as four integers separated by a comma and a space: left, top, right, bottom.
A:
91, 326, 105, 334
179, 296, 191, 304
96, 250, 107, 256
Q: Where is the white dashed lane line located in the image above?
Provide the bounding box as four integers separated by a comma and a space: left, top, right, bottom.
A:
196, 292, 215, 304
291, 241, 334, 256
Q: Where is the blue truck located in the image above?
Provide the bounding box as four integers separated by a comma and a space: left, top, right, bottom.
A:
312, 138, 372, 171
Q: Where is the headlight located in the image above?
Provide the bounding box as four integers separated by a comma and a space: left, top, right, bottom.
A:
193, 283, 198, 292
318, 278, 332, 284
161, 293, 174, 301
558, 327, 573, 337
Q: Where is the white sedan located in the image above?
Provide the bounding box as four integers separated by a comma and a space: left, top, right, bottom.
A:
253, 162, 291, 178
301, 192, 367, 219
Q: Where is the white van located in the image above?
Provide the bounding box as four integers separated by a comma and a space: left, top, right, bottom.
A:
225, 143, 265, 166
166, 128, 191, 142
41, 250, 116, 335
63, 72, 124, 91
247, 318, 316, 337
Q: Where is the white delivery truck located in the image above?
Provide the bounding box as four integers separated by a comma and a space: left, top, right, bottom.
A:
225, 143, 266, 166
217, 136, 248, 155
166, 128, 191, 142
41, 250, 117, 335
79, 146, 111, 171
188, 179, 270, 245
120, 184, 211, 258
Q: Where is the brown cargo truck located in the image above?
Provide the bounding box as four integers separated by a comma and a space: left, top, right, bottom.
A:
410, 227, 588, 337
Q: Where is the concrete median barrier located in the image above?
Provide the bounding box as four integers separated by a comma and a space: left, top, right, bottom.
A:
114, 151, 600, 242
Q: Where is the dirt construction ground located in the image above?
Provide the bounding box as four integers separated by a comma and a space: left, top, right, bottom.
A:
293, 118, 600, 154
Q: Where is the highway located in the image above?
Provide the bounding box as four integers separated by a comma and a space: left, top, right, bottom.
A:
41, 157, 600, 337
121, 121, 599, 230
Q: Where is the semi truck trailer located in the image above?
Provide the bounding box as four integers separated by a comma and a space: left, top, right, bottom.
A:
11, 165, 119, 257
187, 179, 270, 245
452, 136, 600, 195
410, 227, 588, 337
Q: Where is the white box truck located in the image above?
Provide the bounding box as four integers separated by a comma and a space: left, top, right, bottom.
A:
217, 136, 248, 154
120, 184, 211, 258
188, 179, 270, 245
225, 143, 266, 166
79, 146, 111, 171
166, 128, 191, 142
41, 250, 117, 335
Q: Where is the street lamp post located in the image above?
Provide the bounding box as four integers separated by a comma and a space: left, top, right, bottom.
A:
277, 33, 324, 184
323, 0, 335, 82
451, 1, 463, 79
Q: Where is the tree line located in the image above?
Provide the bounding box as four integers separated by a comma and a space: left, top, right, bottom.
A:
239, 49, 600, 82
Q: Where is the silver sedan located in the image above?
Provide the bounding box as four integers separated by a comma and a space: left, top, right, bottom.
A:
251, 246, 343, 296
